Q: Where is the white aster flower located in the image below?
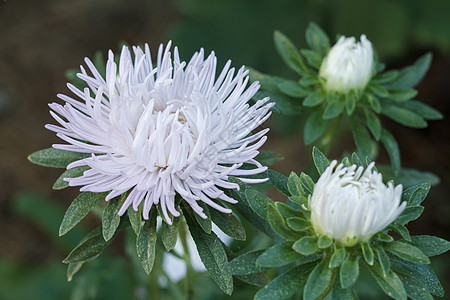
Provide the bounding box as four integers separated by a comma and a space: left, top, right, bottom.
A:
46, 42, 273, 224
308, 161, 406, 246
319, 35, 373, 93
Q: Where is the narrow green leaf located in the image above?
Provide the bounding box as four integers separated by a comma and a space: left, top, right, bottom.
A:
59, 192, 106, 236
385, 241, 430, 264
274, 202, 301, 219
28, 148, 90, 168
390, 222, 411, 241
366, 93, 381, 113
255, 150, 284, 167
373, 245, 390, 277
288, 195, 308, 207
302, 90, 323, 107
254, 90, 305, 115
378, 232, 394, 242
299, 74, 320, 87
364, 109, 381, 140
329, 247, 346, 268
361, 243, 374, 265
225, 250, 269, 275
267, 169, 290, 196
256, 241, 302, 268
293, 236, 319, 255
373, 70, 399, 84
67, 262, 84, 282
304, 110, 328, 145
287, 172, 304, 197
300, 172, 314, 195
254, 263, 315, 300
402, 183, 431, 206
369, 83, 389, 98
410, 235, 450, 257
160, 216, 179, 251
301, 49, 323, 69
305, 22, 330, 56
369, 262, 407, 300
396, 206, 424, 225
329, 278, 352, 300
53, 166, 90, 190
245, 189, 273, 220
380, 129, 401, 175
387, 53, 432, 88
63, 226, 112, 263
351, 121, 373, 158
386, 88, 418, 102
194, 202, 212, 233
381, 104, 427, 128
184, 208, 234, 295
277, 80, 309, 98
317, 235, 333, 249
128, 205, 142, 235
345, 93, 357, 115
304, 258, 333, 300
274, 30, 308, 75
312, 146, 330, 175
396, 101, 442, 120
286, 217, 309, 232
340, 255, 359, 288
267, 204, 300, 241
102, 194, 124, 241
210, 209, 246, 241
136, 209, 157, 275
323, 100, 344, 119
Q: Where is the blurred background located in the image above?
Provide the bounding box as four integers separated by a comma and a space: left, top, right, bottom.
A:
0, 0, 449, 299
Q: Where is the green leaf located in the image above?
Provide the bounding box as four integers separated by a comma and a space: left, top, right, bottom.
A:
329, 278, 352, 300
329, 247, 346, 268
63, 226, 112, 263
364, 109, 381, 140
245, 189, 273, 220
369, 262, 407, 300
248, 68, 285, 92
351, 121, 373, 158
390, 222, 411, 241
254, 90, 305, 115
267, 169, 290, 196
304, 258, 333, 300
402, 183, 431, 206
301, 49, 322, 69
160, 216, 179, 251
225, 250, 269, 275
390, 257, 444, 297
395, 206, 424, 225
386, 88, 418, 101
28, 148, 90, 168
380, 129, 400, 175
102, 194, 124, 241
256, 241, 302, 268
373, 244, 390, 277
381, 104, 427, 128
361, 243, 374, 265
373, 70, 399, 84
286, 217, 309, 232
273, 30, 308, 75
376, 166, 439, 187
317, 235, 333, 249
305, 22, 330, 56
396, 100, 442, 120
345, 92, 357, 115
277, 80, 309, 98
410, 235, 450, 257
136, 209, 157, 275
59, 192, 106, 236
255, 150, 284, 167
384, 241, 430, 264
254, 263, 315, 300
312, 146, 330, 175
302, 90, 323, 107
323, 99, 344, 119
299, 172, 314, 195
288, 195, 308, 207
368, 83, 389, 98
366, 93, 381, 113
293, 236, 318, 255
304, 110, 328, 145
210, 209, 246, 241
299, 73, 320, 87
53, 166, 90, 190
184, 208, 233, 295
267, 204, 300, 241
340, 255, 359, 288
287, 172, 304, 197
387, 53, 432, 88
67, 262, 84, 282
128, 206, 142, 235
194, 202, 212, 233
274, 202, 301, 219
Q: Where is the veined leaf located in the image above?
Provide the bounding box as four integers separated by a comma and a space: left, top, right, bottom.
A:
28, 148, 90, 168
136, 209, 157, 275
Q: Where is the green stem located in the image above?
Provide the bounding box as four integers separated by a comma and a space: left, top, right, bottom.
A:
318, 117, 341, 156
316, 267, 337, 300
179, 219, 195, 300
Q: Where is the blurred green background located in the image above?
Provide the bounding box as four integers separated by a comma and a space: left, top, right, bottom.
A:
0, 0, 449, 299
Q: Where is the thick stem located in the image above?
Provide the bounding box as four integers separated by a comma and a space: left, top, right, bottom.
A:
179, 219, 195, 300
316, 267, 337, 300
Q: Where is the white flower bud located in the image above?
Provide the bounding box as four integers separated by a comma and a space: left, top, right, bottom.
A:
308, 161, 405, 247
319, 35, 373, 93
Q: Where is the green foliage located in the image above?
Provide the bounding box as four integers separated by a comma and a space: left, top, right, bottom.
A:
304, 258, 333, 299
256, 242, 302, 268
225, 250, 269, 275
53, 166, 90, 190
209, 209, 246, 241
136, 210, 157, 275
340, 255, 359, 288
63, 227, 112, 264
101, 194, 124, 241
28, 148, 90, 168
